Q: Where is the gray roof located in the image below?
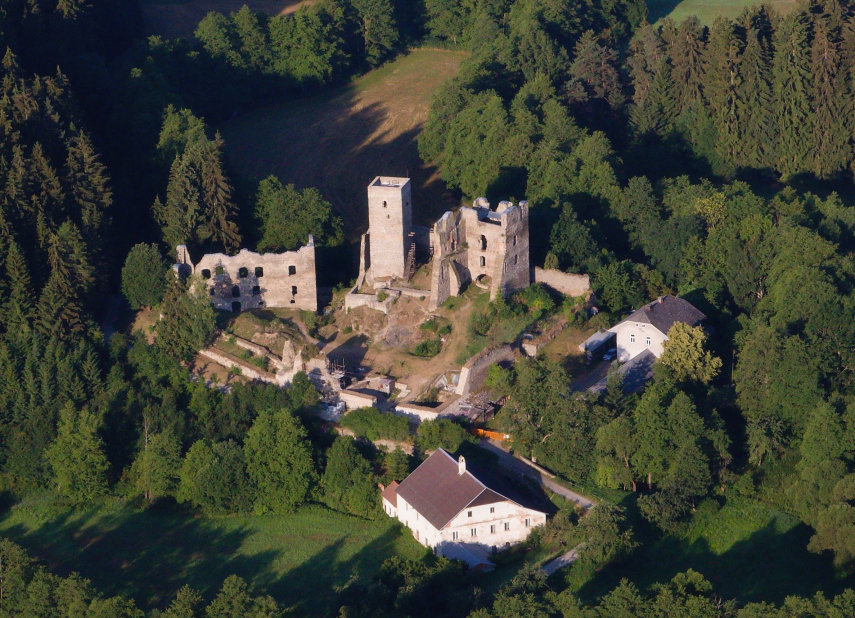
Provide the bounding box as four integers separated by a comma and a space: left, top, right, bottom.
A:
590, 349, 657, 395
578, 329, 616, 353
622, 295, 705, 335
393, 449, 526, 530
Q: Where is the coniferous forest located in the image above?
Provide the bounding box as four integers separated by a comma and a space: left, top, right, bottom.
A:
5, 0, 855, 615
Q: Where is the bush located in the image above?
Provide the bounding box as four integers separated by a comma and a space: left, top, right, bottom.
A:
420, 318, 439, 332
414, 338, 442, 357
416, 419, 473, 452
340, 408, 411, 442
514, 284, 555, 313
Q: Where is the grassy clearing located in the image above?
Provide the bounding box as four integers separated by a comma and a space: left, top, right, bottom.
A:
140, 0, 312, 40
221, 49, 467, 238
567, 497, 853, 604
0, 498, 426, 614
647, 0, 798, 25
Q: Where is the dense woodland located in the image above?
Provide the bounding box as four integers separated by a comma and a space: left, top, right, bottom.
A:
1, 0, 855, 615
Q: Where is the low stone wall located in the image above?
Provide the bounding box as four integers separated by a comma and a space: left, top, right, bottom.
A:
198, 349, 279, 384
394, 402, 441, 423
456, 345, 516, 397
344, 288, 400, 314
532, 267, 590, 298
522, 319, 569, 357
339, 389, 378, 410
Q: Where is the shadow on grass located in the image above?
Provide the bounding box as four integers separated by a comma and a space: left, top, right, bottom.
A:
0, 500, 422, 616
572, 506, 855, 606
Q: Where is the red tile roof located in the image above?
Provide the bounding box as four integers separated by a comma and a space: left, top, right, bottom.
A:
381, 481, 399, 508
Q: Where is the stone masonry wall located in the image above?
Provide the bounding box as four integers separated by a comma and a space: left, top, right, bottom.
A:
190, 243, 318, 313
368, 176, 412, 280
532, 267, 590, 297
456, 344, 516, 397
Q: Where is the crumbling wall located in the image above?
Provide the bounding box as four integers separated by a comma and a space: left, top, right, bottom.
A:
532, 267, 590, 297
494, 201, 530, 299
456, 344, 516, 397
191, 242, 318, 313
429, 212, 466, 311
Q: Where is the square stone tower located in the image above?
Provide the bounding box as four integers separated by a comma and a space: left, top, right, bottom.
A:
368, 176, 412, 280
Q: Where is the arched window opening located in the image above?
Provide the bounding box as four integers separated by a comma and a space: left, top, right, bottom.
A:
479, 235, 487, 251
231, 286, 240, 298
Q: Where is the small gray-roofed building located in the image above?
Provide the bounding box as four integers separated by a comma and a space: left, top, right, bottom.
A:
589, 349, 656, 395
578, 329, 616, 361
382, 449, 547, 566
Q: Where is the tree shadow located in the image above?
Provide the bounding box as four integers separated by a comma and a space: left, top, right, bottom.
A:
574, 510, 855, 606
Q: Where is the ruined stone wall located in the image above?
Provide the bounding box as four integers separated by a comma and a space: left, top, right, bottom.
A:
495, 201, 530, 298
192, 243, 318, 313
532, 267, 590, 297
429, 212, 463, 311
368, 176, 412, 280
456, 344, 516, 397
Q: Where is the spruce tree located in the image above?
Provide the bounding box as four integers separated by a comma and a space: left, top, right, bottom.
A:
772, 11, 813, 179
736, 11, 775, 170
568, 30, 625, 107
627, 22, 666, 135
45, 403, 109, 504
3, 240, 34, 337
810, 12, 849, 179
670, 16, 706, 117
64, 130, 111, 260
703, 17, 742, 175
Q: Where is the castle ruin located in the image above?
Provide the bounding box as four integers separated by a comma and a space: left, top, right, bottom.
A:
351, 176, 531, 310
175, 240, 318, 313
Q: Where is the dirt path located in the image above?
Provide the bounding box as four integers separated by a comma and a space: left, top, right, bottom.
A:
542, 544, 584, 576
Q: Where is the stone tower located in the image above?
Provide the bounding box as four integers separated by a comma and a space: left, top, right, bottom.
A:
367, 176, 412, 280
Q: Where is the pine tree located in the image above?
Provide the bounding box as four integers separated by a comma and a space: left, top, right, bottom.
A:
736, 10, 775, 170
703, 17, 742, 175
810, 12, 849, 179
627, 22, 666, 134
568, 30, 625, 107
3, 240, 34, 337
772, 11, 813, 179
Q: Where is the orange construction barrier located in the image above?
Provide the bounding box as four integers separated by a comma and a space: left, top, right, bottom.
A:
470, 428, 512, 442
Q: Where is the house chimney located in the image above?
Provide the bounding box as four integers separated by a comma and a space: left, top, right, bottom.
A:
657, 296, 663, 304
458, 456, 466, 476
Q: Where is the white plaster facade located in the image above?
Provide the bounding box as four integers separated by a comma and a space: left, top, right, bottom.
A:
608, 320, 668, 363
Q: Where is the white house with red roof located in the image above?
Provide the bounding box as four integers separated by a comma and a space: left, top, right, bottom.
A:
381, 449, 547, 567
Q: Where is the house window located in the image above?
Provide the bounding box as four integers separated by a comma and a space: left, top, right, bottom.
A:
504, 522, 510, 531
630, 334, 635, 343
231, 286, 240, 298
289, 265, 296, 275
479, 256, 485, 267
452, 531, 458, 540
468, 511, 472, 518
490, 507, 495, 514
201, 269, 211, 279
525, 518, 530, 527
238, 267, 248, 278
255, 267, 264, 277
490, 525, 496, 534
471, 528, 477, 537
646, 336, 651, 346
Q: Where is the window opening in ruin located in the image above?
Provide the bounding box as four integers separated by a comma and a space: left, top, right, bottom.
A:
231, 286, 240, 298
201, 269, 211, 279
290, 299, 295, 304
383, 201, 387, 208
216, 266, 224, 275
479, 256, 485, 267
252, 285, 261, 296
292, 286, 298, 295
514, 255, 518, 265
232, 302, 241, 313
480, 235, 487, 250
289, 265, 296, 275
238, 267, 248, 278
513, 235, 517, 246
255, 267, 264, 277
209, 289, 215, 296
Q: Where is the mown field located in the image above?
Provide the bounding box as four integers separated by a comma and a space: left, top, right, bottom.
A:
647, 0, 798, 24
568, 497, 853, 605
140, 0, 312, 40
0, 498, 426, 614
221, 48, 466, 237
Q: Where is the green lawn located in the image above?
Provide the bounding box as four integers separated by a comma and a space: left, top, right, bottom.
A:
0, 497, 427, 614
568, 497, 854, 604
647, 0, 798, 25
